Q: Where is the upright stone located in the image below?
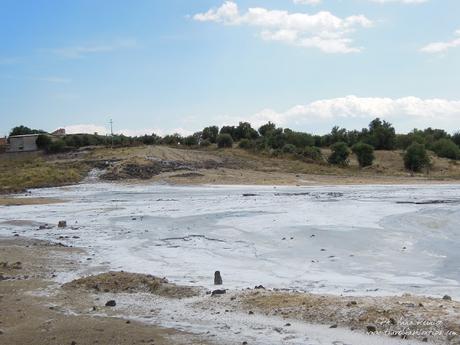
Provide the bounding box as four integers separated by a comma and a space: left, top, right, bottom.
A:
214, 271, 223, 285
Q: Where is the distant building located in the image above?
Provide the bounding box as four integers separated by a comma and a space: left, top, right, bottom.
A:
52, 128, 66, 136
7, 134, 41, 152
0, 137, 7, 152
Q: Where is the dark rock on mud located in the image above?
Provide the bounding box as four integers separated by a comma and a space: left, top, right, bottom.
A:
105, 300, 116, 307
211, 289, 226, 296
214, 271, 223, 285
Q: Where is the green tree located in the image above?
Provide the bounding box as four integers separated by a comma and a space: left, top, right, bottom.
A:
404, 143, 430, 172
328, 142, 350, 166
302, 146, 323, 161
35, 134, 52, 150
258, 122, 276, 137
202, 126, 219, 143
352, 142, 375, 167
10, 125, 45, 136
431, 139, 460, 160
366, 118, 396, 150
216, 133, 233, 148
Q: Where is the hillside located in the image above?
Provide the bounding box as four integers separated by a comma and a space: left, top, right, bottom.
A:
1, 145, 460, 195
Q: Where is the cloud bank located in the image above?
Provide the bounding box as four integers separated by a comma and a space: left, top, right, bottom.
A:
194, 1, 372, 53
421, 29, 460, 54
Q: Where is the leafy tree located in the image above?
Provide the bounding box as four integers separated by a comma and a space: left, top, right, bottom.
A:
234, 122, 258, 140
431, 138, 460, 160
452, 132, 460, 147
302, 146, 323, 161
352, 142, 375, 167
328, 142, 350, 166
10, 125, 45, 136
219, 126, 237, 140
35, 134, 52, 150
258, 122, 276, 137
284, 129, 315, 148
282, 144, 297, 154
47, 139, 68, 153
404, 143, 430, 172
183, 135, 199, 146
202, 126, 219, 143
366, 118, 396, 150
238, 138, 253, 149
162, 134, 182, 145
216, 133, 233, 148
200, 139, 211, 147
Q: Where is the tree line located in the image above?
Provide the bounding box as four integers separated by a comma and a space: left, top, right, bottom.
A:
8, 118, 460, 172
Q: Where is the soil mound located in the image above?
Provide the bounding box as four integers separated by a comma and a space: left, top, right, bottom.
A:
63, 271, 200, 298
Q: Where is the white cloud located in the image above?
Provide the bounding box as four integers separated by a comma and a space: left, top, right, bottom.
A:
370, 0, 427, 3
241, 95, 460, 131
194, 1, 372, 53
52, 39, 137, 59
293, 0, 322, 5
420, 29, 460, 54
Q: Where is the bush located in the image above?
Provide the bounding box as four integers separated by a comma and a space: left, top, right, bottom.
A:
431, 139, 460, 160
238, 138, 253, 149
36, 134, 52, 150
282, 144, 297, 154
182, 135, 199, 146
328, 142, 350, 166
302, 146, 323, 161
352, 142, 375, 167
216, 133, 233, 148
200, 139, 211, 147
404, 143, 430, 172
47, 139, 68, 154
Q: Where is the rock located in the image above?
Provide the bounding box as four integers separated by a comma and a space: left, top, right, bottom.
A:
422, 338, 428, 342
366, 325, 377, 333
254, 285, 265, 290
284, 323, 291, 327
330, 324, 338, 328
273, 327, 282, 333
71, 341, 76, 345
58, 221, 67, 228
211, 289, 226, 296
443, 295, 452, 301
105, 300, 116, 307
214, 271, 223, 285
242, 342, 248, 345
248, 311, 254, 315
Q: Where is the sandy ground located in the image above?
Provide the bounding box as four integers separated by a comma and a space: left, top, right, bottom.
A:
1, 236, 460, 345
0, 197, 66, 206
0, 237, 208, 345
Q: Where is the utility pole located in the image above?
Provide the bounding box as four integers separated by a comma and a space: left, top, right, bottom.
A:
110, 119, 114, 149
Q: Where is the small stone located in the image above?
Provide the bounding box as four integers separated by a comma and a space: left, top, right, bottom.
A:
58, 221, 67, 228
214, 271, 223, 285
366, 325, 377, 333
330, 324, 338, 328
211, 289, 226, 296
442, 295, 452, 301
105, 300, 116, 307
254, 285, 265, 290
422, 337, 428, 342
242, 342, 248, 345
248, 311, 254, 315
284, 323, 291, 327
71, 341, 77, 345
126, 320, 131, 324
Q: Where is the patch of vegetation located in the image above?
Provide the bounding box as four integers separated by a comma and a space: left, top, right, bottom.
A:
404, 143, 430, 172
217, 133, 234, 148
328, 142, 350, 166
431, 139, 460, 160
352, 142, 375, 167
0, 155, 89, 193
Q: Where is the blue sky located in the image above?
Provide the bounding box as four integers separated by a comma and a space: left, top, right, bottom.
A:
0, 0, 459, 136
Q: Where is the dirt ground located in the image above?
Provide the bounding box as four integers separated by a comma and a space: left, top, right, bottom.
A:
0, 237, 208, 345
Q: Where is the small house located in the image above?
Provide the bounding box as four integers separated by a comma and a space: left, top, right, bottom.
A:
7, 134, 41, 152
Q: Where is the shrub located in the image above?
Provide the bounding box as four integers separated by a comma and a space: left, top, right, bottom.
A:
404, 143, 430, 172
282, 144, 297, 154
352, 142, 375, 167
202, 126, 219, 143
431, 139, 460, 160
238, 138, 253, 149
216, 133, 233, 148
36, 134, 52, 150
328, 142, 350, 166
302, 146, 323, 161
182, 135, 199, 146
47, 139, 68, 154
200, 139, 211, 147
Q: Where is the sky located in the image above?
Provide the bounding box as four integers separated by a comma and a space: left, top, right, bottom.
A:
0, 0, 459, 137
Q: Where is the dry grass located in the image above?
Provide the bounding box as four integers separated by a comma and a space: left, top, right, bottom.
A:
0, 153, 89, 194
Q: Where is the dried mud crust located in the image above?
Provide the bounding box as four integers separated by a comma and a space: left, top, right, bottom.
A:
239, 290, 460, 344
63, 271, 202, 298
